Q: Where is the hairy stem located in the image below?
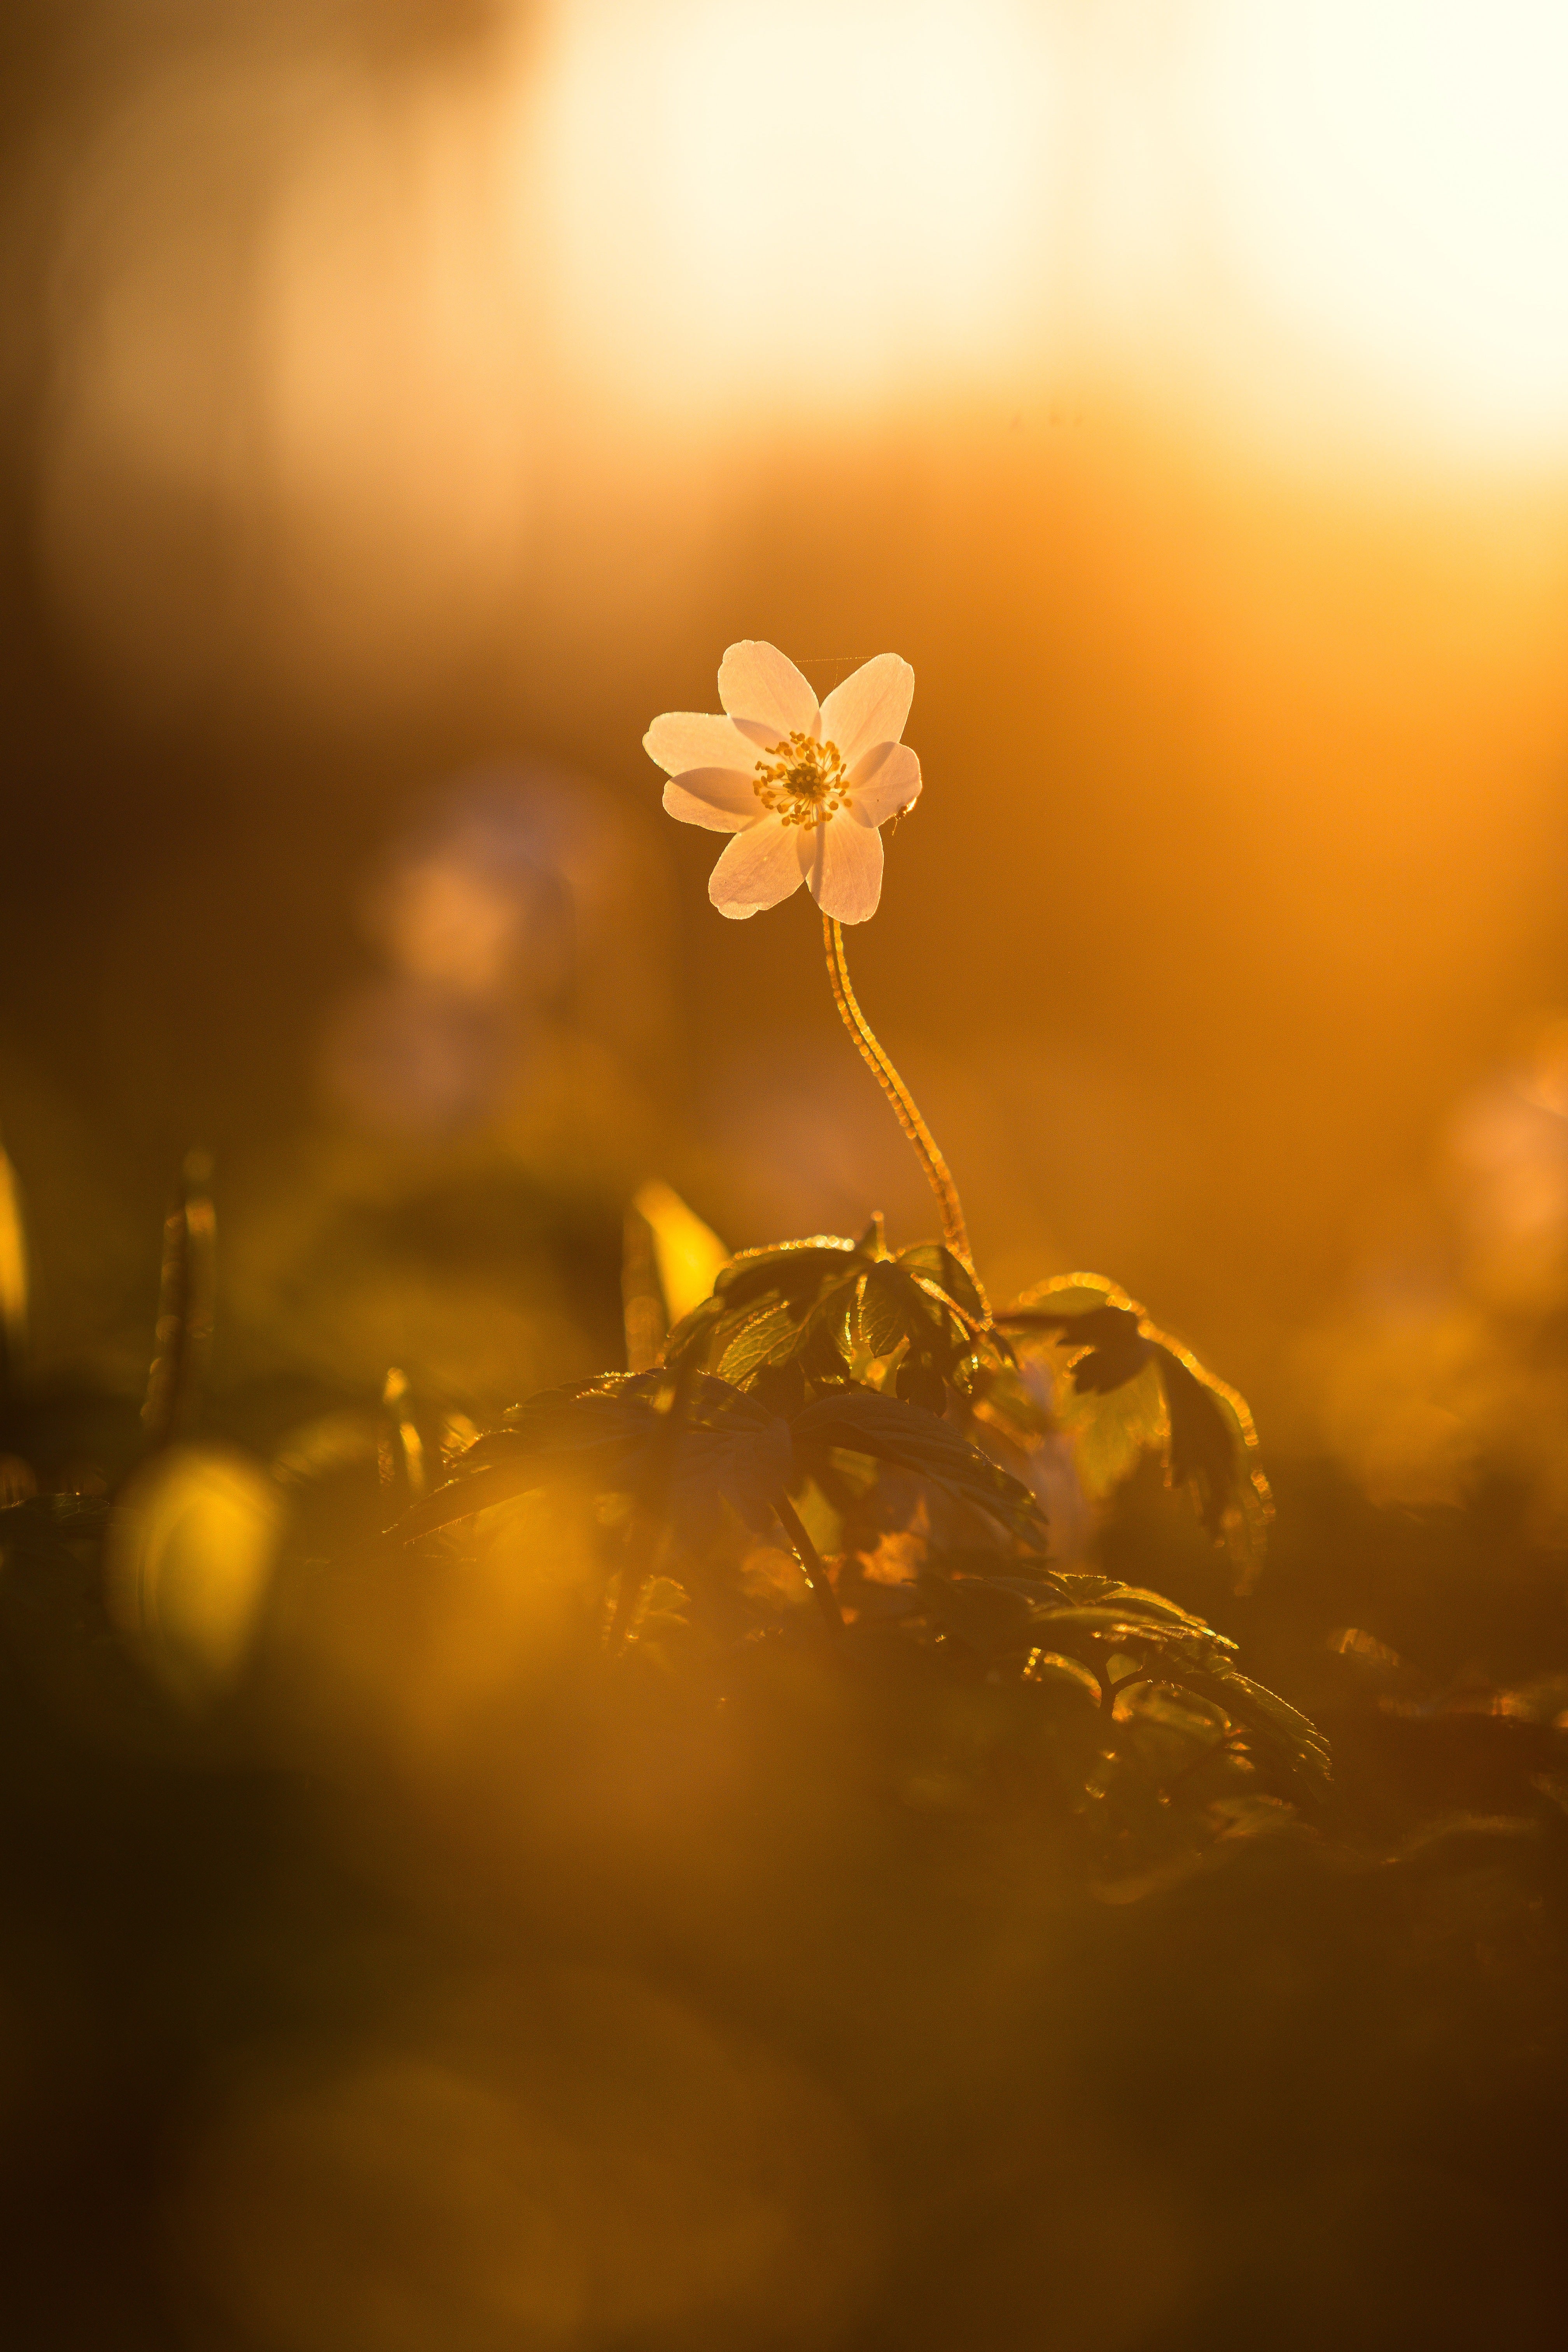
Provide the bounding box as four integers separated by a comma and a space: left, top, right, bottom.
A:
822, 915, 974, 1272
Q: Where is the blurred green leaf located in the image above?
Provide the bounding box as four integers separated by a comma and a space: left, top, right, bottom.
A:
399, 1372, 791, 1545
906, 1558, 1329, 1797
404, 1367, 1049, 1558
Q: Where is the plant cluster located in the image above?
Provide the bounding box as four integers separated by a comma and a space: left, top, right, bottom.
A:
380, 641, 1328, 1872
5, 644, 1568, 2349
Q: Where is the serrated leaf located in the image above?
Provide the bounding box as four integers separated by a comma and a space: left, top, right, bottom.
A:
716, 1298, 811, 1386
854, 1260, 951, 1362
1083, 1583, 1215, 1632
793, 1388, 1046, 1547
1186, 1666, 1333, 1787
1152, 1344, 1272, 1586
804, 1273, 861, 1351
998, 1271, 1271, 1587
919, 1572, 1038, 1652
660, 1293, 724, 1371
1060, 1356, 1167, 1499
796, 1305, 858, 1387
398, 1372, 792, 1545
1027, 1605, 1234, 1656
714, 1237, 863, 1310
896, 1242, 985, 1324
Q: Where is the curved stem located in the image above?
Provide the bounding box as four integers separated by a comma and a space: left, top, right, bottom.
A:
822, 915, 975, 1275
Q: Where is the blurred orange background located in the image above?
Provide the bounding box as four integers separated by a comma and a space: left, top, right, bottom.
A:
5, 0, 1568, 1479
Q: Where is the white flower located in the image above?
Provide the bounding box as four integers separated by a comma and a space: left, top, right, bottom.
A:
644, 640, 922, 923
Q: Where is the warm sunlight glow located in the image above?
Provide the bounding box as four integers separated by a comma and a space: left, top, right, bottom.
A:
632, 1180, 730, 1324
0, 1143, 27, 1369
1197, 0, 1568, 455
107, 1447, 285, 1704
534, 0, 1060, 412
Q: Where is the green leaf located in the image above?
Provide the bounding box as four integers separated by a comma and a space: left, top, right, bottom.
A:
919, 1572, 1038, 1654
795, 1301, 860, 1388
998, 1271, 1271, 1586
1026, 1605, 1234, 1661
793, 1388, 1046, 1547
854, 1260, 954, 1363
715, 1298, 812, 1386
398, 1372, 792, 1545
660, 1292, 724, 1371
895, 1242, 985, 1325
660, 1239, 877, 1390
1051, 1578, 1214, 1633
1185, 1666, 1333, 1788
714, 1237, 864, 1310
1060, 1356, 1168, 1499
1152, 1344, 1272, 1583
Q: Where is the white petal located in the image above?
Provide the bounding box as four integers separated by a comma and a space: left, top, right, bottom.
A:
849, 742, 922, 828
819, 653, 914, 771
807, 814, 884, 924
717, 641, 819, 743
662, 771, 761, 832
644, 709, 761, 776
707, 816, 810, 919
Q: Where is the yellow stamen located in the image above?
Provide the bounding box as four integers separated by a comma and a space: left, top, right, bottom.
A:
754, 732, 851, 827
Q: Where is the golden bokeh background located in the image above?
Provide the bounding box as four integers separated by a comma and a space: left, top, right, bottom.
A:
5, 0, 1568, 1486
8, 12, 1568, 2347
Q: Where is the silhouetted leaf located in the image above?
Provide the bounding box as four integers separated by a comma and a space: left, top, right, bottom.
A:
1184, 1666, 1333, 1789
920, 1572, 1038, 1653
1000, 1297, 1150, 1391
858, 1261, 920, 1359
793, 1389, 1046, 1547
660, 1237, 868, 1390
660, 1293, 724, 1372
751, 1359, 808, 1419
714, 1237, 863, 1310
850, 1261, 966, 1373
896, 1361, 948, 1414
896, 1242, 985, 1325
1047, 1576, 1217, 1634
1152, 1343, 1272, 1580
998, 1272, 1271, 1587
399, 1373, 791, 1544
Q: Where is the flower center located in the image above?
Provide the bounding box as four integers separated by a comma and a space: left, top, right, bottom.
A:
753, 732, 850, 827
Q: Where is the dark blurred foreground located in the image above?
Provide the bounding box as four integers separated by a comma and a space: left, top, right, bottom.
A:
2, 1364, 1567, 2350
